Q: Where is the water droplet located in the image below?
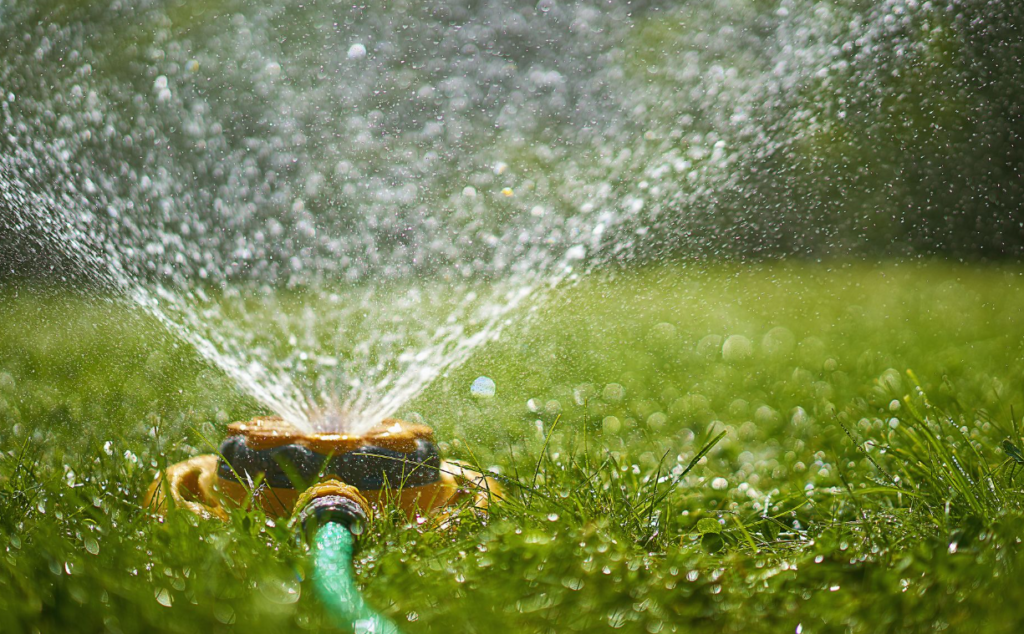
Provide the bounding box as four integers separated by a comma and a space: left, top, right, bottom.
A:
561, 576, 584, 591
214, 604, 235, 624
602, 416, 622, 434
258, 577, 301, 605
602, 383, 625, 403
155, 588, 172, 607
646, 412, 667, 431
722, 335, 753, 363
470, 376, 495, 399
347, 43, 367, 60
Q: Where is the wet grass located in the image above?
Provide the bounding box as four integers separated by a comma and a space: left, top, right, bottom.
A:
3, 261, 1024, 633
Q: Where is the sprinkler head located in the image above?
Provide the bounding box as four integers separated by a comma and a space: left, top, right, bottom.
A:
144, 416, 501, 522
215, 417, 444, 517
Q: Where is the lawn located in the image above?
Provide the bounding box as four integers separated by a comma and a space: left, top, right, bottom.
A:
2, 261, 1024, 633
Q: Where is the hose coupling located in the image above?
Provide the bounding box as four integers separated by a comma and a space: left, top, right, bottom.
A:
293, 480, 372, 539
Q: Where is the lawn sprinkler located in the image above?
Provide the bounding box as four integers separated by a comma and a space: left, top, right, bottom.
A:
144, 417, 500, 632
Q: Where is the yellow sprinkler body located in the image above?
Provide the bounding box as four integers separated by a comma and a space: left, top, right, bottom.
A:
143, 417, 500, 522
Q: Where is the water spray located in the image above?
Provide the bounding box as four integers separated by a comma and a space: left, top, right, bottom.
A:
144, 417, 499, 632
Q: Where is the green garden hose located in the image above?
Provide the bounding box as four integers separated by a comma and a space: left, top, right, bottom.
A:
302, 489, 402, 634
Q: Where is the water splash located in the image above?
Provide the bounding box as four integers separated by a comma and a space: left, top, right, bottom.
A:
2, 0, 1019, 432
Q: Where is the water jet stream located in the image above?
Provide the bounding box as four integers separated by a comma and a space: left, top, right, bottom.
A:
4, 0, 1018, 432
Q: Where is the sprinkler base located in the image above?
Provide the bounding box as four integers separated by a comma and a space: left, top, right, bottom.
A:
144, 417, 499, 521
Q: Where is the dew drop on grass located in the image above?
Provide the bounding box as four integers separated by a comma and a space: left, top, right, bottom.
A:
722, 335, 753, 363
761, 327, 795, 358
729, 399, 750, 417
258, 577, 301, 605
155, 588, 172, 607
347, 43, 367, 60
602, 383, 625, 402
561, 576, 584, 591
470, 376, 496, 399
573, 383, 596, 405
696, 334, 723, 358
754, 406, 780, 425
646, 412, 667, 431
214, 604, 235, 625
84, 536, 99, 555
603, 416, 622, 434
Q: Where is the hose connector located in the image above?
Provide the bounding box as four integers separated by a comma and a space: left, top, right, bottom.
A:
292, 480, 371, 540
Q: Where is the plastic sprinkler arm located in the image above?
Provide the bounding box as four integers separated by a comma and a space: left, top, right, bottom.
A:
296, 484, 402, 634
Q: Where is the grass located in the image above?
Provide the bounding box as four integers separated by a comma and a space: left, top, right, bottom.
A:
3, 261, 1024, 633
